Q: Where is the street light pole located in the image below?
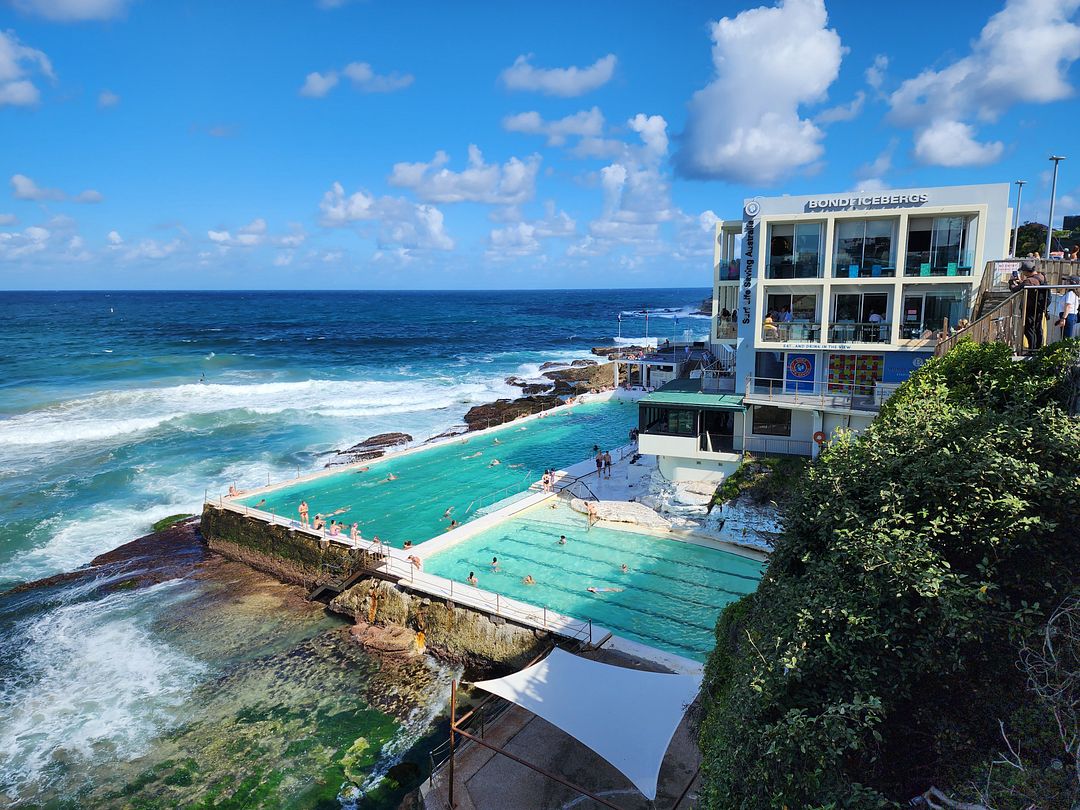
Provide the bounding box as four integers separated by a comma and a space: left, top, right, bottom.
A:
1011, 179, 1026, 257
1046, 155, 1066, 258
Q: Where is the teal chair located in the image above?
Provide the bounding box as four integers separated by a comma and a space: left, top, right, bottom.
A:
871, 264, 882, 277
848, 264, 859, 278
919, 263, 931, 277
946, 262, 958, 276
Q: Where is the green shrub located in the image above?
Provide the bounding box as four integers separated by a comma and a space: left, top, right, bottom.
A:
698, 341, 1080, 808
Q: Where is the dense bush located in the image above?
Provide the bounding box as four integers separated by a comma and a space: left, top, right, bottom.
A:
698, 340, 1080, 808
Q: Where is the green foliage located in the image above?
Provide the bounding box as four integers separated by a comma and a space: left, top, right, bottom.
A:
153, 513, 194, 531
713, 456, 809, 508
699, 342, 1080, 808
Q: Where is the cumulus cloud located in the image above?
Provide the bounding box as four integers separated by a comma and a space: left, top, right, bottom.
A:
0, 30, 54, 107
500, 53, 616, 97
123, 238, 181, 261
889, 0, 1080, 167
106, 229, 122, 244
12, 0, 132, 21
865, 54, 888, 93
11, 174, 102, 203
388, 145, 540, 205
342, 61, 414, 93
0, 224, 50, 260
502, 107, 604, 146
205, 218, 276, 249
487, 201, 576, 258
853, 138, 897, 190
319, 182, 454, 251
0, 213, 17, 225
674, 0, 844, 185
299, 70, 339, 98
97, 89, 119, 108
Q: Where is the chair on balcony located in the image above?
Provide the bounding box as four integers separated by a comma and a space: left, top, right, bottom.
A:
848, 264, 859, 278
871, 264, 882, 277
946, 262, 958, 276
919, 263, 931, 277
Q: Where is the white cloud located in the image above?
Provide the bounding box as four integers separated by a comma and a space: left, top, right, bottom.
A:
500, 53, 616, 97
11, 174, 63, 201
106, 229, 122, 244
816, 91, 865, 124
12, 0, 132, 21
674, 0, 844, 184
11, 174, 101, 203
502, 107, 604, 146
0, 224, 50, 260
0, 30, 53, 107
487, 201, 576, 258
299, 70, 339, 98
913, 120, 1004, 167
123, 238, 181, 261
319, 182, 454, 251
853, 138, 897, 190
0, 213, 17, 225
889, 0, 1080, 167
342, 61, 414, 93
206, 218, 272, 249
865, 54, 888, 92
97, 89, 119, 108
388, 145, 540, 205
273, 251, 294, 267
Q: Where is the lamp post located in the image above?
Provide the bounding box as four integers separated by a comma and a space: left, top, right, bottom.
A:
1010, 179, 1026, 257
1046, 155, 1065, 258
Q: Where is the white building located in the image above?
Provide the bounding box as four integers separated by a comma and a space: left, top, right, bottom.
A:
638, 183, 1012, 481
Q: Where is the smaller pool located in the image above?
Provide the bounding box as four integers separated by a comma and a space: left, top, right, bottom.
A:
422, 501, 764, 661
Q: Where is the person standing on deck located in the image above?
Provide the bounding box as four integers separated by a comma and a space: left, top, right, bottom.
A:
298, 500, 309, 526
603, 450, 612, 479
595, 450, 604, 476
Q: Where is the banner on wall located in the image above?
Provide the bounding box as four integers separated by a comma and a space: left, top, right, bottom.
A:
784, 353, 816, 393
882, 351, 932, 384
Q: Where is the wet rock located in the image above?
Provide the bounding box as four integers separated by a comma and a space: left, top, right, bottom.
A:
591, 345, 646, 359
350, 621, 420, 656
424, 425, 469, 443
571, 358, 598, 367
505, 375, 555, 396
539, 360, 565, 371
542, 362, 615, 394
328, 432, 413, 467
462, 395, 563, 431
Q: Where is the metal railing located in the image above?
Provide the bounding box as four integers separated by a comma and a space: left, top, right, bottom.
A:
826, 321, 891, 343
745, 376, 901, 412
742, 436, 813, 457
761, 321, 822, 342
935, 283, 1080, 357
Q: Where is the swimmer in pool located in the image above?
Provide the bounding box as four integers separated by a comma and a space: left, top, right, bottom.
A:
488, 459, 501, 467
492, 438, 501, 445
467, 571, 478, 587
386, 473, 397, 481
446, 520, 460, 530
490, 557, 500, 572
620, 563, 629, 573
463, 451, 482, 459
443, 507, 454, 519
509, 463, 523, 469
522, 575, 536, 585
356, 466, 370, 473
558, 535, 567, 545
587, 587, 624, 594
330, 506, 350, 516
255, 498, 266, 507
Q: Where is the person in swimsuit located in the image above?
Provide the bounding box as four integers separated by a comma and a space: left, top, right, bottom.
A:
386, 473, 397, 481
603, 451, 612, 479
402, 540, 413, 549
620, 563, 629, 573
490, 556, 500, 572
587, 586, 623, 594
447, 520, 460, 530
298, 500, 309, 526
464, 451, 482, 459
407, 555, 422, 569
488, 459, 501, 467
558, 535, 567, 545
467, 571, 478, 587
228, 485, 238, 497
522, 575, 535, 585
443, 507, 454, 519
595, 450, 604, 475
312, 514, 325, 531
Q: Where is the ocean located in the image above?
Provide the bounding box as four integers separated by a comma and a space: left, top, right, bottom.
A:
0, 288, 709, 807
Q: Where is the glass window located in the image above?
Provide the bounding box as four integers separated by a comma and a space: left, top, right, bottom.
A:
906, 216, 976, 275
834, 294, 860, 321
639, 406, 697, 436
755, 351, 784, 385
768, 223, 794, 278
833, 219, 896, 276
794, 223, 822, 278
791, 294, 817, 320
752, 405, 791, 436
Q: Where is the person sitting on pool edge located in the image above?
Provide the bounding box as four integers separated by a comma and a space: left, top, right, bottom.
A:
522, 575, 536, 585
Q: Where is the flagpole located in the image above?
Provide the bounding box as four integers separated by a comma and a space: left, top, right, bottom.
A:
617, 313, 621, 339
645, 309, 649, 341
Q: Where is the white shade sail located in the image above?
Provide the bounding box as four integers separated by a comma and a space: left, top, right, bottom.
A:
472, 647, 702, 800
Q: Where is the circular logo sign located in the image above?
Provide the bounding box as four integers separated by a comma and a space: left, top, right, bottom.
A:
912, 357, 925, 368
743, 200, 761, 217
788, 357, 813, 378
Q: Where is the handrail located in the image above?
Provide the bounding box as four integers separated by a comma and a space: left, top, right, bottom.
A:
935, 282, 1080, 356
744, 376, 900, 411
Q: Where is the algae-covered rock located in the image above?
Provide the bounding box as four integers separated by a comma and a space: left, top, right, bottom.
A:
340, 737, 373, 784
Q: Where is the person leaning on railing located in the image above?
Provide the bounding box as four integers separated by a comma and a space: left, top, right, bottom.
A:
1009, 260, 1049, 351
1054, 275, 1079, 339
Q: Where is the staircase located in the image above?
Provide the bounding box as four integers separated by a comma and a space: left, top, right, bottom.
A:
976, 287, 1013, 319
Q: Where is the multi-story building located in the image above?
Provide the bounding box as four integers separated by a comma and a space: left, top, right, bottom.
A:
637, 183, 1012, 481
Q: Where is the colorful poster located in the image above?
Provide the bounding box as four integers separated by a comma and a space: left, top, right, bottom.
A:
784, 353, 816, 393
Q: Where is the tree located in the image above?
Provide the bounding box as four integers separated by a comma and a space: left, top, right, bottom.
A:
1014, 221, 1047, 257
698, 340, 1080, 808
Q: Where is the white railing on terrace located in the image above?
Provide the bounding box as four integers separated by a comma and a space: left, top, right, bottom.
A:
203, 498, 599, 645
745, 376, 900, 412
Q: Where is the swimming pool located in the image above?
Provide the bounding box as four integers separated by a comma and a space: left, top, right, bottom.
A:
235, 399, 636, 548
422, 501, 764, 661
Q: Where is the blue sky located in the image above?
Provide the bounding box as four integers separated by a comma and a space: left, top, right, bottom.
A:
1, 0, 1078, 289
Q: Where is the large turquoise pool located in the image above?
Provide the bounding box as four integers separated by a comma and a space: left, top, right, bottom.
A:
423, 501, 764, 661
235, 400, 636, 547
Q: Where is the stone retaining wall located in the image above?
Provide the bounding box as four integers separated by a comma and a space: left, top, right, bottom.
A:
330, 577, 549, 671
200, 504, 377, 590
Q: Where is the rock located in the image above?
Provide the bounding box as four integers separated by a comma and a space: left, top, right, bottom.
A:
571, 359, 598, 367
681, 480, 720, 497
505, 375, 555, 396
328, 432, 413, 467
539, 360, 566, 371
592, 345, 646, 359
568, 498, 672, 530
349, 620, 420, 656
463, 395, 563, 431
695, 296, 713, 316
542, 362, 615, 393
424, 425, 469, 443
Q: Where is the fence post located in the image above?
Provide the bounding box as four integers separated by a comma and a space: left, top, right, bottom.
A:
496, 593, 500, 616
544, 606, 548, 630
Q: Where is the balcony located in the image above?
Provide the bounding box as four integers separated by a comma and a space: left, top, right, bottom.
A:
826, 321, 891, 343
832, 263, 896, 279
746, 377, 900, 413
904, 250, 975, 277
761, 321, 821, 343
